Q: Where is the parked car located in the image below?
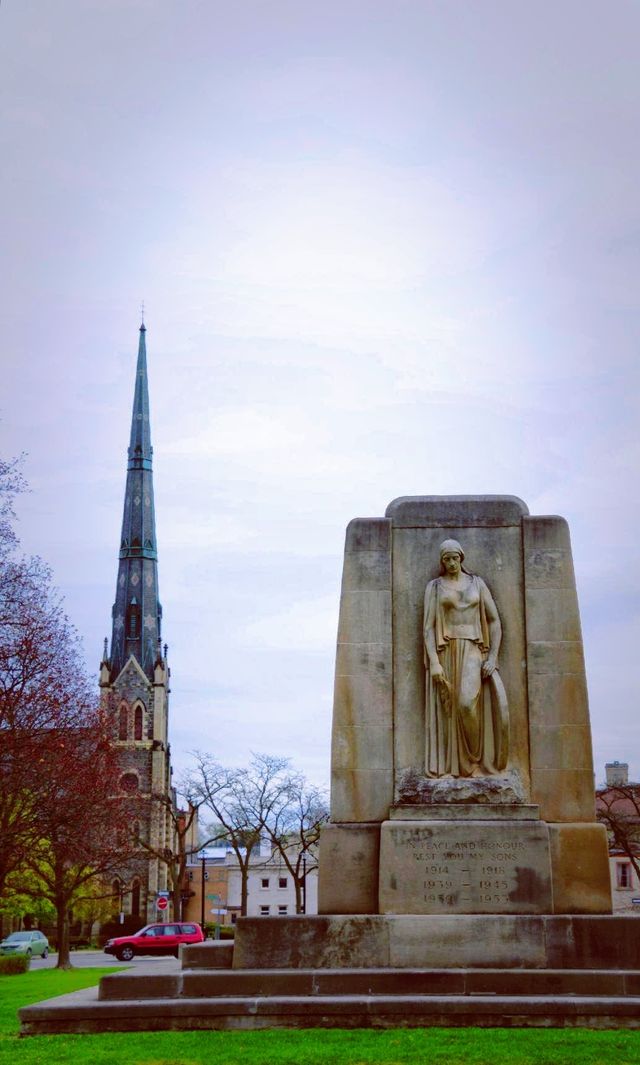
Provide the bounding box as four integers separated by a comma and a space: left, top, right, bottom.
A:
0, 930, 49, 958
103, 922, 204, 961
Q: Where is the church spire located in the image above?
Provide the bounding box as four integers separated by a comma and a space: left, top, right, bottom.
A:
108, 323, 163, 680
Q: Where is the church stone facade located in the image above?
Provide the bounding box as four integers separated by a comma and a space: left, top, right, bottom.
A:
99, 323, 174, 923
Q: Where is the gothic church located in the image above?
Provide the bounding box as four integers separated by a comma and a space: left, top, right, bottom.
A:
99, 322, 173, 923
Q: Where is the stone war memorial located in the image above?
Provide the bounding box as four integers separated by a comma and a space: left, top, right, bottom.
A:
21, 497, 640, 1033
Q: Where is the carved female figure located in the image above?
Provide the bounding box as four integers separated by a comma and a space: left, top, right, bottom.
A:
424, 540, 508, 777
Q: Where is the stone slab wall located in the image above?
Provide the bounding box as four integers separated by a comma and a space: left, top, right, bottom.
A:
330, 518, 393, 822
523, 516, 596, 822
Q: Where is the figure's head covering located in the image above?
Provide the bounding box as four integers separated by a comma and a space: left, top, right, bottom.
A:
439, 539, 464, 562
438, 539, 471, 575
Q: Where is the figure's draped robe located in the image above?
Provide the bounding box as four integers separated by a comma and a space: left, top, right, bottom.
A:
424, 575, 508, 777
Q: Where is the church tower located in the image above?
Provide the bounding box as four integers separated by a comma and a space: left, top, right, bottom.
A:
100, 322, 173, 923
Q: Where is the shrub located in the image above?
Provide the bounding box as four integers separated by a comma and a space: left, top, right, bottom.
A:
204, 922, 235, 940
0, 954, 30, 974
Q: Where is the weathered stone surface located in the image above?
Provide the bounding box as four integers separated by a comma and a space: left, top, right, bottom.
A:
99, 973, 179, 1000
531, 769, 597, 824
389, 804, 540, 821
549, 823, 612, 914
232, 916, 391, 969
341, 518, 392, 590
523, 516, 595, 824
329, 518, 394, 824
181, 941, 234, 969
385, 496, 529, 528
379, 821, 552, 915
389, 914, 548, 968
332, 724, 393, 771
396, 771, 526, 806
21, 984, 640, 1034
318, 823, 380, 914
330, 769, 394, 824
231, 915, 640, 971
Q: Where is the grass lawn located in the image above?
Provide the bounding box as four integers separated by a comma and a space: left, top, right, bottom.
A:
3, 969, 640, 1064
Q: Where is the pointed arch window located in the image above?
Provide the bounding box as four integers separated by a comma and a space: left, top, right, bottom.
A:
118, 704, 128, 741
131, 879, 141, 917
112, 879, 121, 905
134, 703, 144, 741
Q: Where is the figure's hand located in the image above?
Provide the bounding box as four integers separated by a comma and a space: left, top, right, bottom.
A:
431, 663, 448, 687
481, 657, 497, 679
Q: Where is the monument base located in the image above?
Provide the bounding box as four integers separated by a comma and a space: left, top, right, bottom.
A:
19, 916, 640, 1034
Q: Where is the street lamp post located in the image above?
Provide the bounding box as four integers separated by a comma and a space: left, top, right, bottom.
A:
200, 853, 208, 929
301, 854, 307, 915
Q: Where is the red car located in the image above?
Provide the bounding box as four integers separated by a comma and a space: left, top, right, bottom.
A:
104, 922, 204, 961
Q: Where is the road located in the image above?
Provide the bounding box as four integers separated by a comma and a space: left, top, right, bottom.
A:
29, 950, 180, 970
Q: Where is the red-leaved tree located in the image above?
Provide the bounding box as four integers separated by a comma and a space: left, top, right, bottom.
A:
24, 715, 135, 968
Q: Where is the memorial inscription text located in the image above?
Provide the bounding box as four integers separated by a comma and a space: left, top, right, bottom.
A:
379, 820, 552, 915
411, 835, 527, 908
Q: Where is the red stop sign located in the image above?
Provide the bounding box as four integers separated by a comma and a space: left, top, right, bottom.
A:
156, 896, 168, 911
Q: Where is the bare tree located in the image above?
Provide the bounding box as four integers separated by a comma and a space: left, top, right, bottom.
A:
262, 776, 329, 913
596, 783, 640, 881
188, 752, 328, 916
188, 752, 291, 916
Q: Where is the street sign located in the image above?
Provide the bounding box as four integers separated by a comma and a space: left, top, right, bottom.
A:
632, 897, 640, 905
156, 896, 168, 911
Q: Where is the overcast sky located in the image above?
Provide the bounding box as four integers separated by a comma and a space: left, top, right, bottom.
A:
1, 1, 639, 788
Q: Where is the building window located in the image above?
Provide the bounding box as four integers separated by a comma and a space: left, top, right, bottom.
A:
118, 704, 128, 740
134, 704, 143, 741
132, 820, 141, 843
231, 913, 237, 925
127, 599, 140, 638
278, 905, 288, 915
617, 862, 632, 888
120, 772, 138, 793
260, 878, 269, 889
131, 880, 141, 917
260, 905, 270, 916
278, 877, 287, 889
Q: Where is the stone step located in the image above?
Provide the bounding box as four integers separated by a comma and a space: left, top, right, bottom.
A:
20, 991, 640, 1035
98, 967, 640, 1002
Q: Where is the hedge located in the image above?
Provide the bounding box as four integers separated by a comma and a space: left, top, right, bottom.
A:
0, 954, 30, 975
